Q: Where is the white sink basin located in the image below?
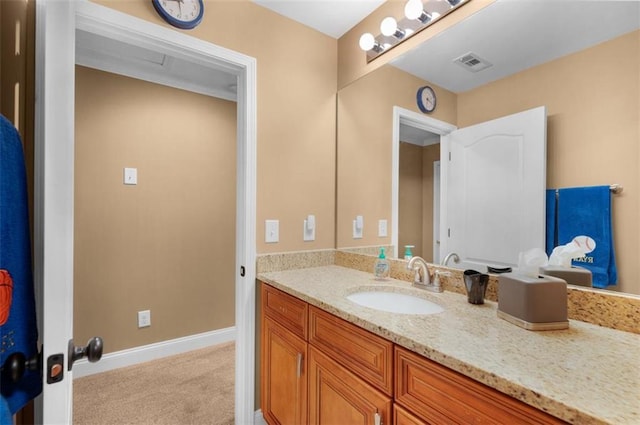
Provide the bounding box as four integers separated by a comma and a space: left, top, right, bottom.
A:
346, 290, 444, 315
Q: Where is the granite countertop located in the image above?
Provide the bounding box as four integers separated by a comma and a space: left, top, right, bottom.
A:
258, 265, 640, 425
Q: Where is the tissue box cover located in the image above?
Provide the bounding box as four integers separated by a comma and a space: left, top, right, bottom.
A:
497, 273, 569, 330
539, 265, 592, 288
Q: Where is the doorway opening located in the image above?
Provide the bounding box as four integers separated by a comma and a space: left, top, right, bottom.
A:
34, 3, 256, 423
391, 106, 456, 262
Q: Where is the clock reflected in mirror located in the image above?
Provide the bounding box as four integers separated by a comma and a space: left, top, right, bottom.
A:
152, 0, 204, 30
417, 85, 437, 114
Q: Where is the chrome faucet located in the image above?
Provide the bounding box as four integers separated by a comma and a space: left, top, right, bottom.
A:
407, 256, 442, 292
442, 252, 460, 266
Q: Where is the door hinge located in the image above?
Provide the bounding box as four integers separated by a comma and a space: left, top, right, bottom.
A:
240, 266, 245, 277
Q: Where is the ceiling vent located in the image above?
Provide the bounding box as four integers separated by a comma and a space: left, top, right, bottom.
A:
453, 52, 493, 73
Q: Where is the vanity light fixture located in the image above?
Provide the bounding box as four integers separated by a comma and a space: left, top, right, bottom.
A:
359, 33, 384, 52
405, 0, 432, 24
380, 17, 406, 39
359, 0, 469, 62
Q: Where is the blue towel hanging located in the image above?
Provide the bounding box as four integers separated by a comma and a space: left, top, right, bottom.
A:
545, 189, 557, 258
556, 186, 617, 288
0, 114, 42, 415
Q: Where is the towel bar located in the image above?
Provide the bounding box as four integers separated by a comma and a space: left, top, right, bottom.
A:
610, 184, 623, 194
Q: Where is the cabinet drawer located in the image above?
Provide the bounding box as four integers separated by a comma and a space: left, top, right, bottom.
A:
261, 283, 308, 340
395, 347, 567, 424
308, 306, 393, 396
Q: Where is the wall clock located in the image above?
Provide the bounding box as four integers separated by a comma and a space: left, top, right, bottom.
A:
416, 85, 436, 113
152, 0, 204, 30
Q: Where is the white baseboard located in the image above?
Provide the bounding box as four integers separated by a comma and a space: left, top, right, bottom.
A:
73, 326, 236, 378
254, 409, 267, 425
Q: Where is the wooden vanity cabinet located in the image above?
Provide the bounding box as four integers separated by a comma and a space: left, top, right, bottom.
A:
261, 282, 566, 425
261, 284, 308, 425
395, 346, 567, 424
261, 283, 392, 425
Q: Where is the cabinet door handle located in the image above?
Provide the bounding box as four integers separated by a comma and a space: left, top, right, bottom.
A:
374, 412, 382, 425
296, 353, 303, 378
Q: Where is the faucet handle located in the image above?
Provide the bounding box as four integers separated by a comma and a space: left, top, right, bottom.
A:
434, 270, 451, 288
411, 266, 422, 285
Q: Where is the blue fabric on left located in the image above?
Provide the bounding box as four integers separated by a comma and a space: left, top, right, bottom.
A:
557, 186, 617, 288
0, 396, 12, 425
0, 114, 42, 414
545, 189, 557, 258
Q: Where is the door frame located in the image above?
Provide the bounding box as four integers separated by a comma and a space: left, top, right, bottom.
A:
34, 1, 257, 423
391, 106, 456, 259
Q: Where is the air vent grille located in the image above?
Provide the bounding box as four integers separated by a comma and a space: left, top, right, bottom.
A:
454, 52, 493, 73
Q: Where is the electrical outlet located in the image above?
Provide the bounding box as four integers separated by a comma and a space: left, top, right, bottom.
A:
138, 310, 151, 328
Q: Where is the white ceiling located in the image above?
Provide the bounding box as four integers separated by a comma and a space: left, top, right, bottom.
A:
252, 0, 386, 38
392, 0, 640, 93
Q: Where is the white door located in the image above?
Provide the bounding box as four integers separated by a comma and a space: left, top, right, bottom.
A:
35, 2, 257, 423
432, 161, 441, 264
440, 106, 546, 272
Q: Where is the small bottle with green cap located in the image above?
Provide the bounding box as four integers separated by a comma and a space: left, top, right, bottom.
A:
404, 245, 415, 260
373, 247, 390, 280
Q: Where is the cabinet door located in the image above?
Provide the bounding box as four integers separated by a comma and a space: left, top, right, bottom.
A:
309, 346, 391, 425
394, 404, 429, 425
261, 317, 307, 425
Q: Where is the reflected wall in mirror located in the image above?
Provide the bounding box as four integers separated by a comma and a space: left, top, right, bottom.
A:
336, 4, 639, 295
398, 136, 439, 263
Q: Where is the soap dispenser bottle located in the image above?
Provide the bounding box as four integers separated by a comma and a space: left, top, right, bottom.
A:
374, 247, 390, 280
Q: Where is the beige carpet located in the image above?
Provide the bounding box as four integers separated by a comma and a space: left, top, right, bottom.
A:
73, 342, 235, 425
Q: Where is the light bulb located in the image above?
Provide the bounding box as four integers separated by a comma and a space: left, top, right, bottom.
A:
404, 0, 424, 20
380, 17, 398, 37
359, 33, 375, 51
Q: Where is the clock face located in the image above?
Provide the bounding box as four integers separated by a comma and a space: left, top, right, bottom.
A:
417, 86, 436, 113
152, 0, 204, 30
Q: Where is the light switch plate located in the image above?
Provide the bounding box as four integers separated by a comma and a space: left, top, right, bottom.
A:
303, 215, 316, 241
124, 167, 137, 185
265, 220, 279, 243
353, 215, 363, 239
378, 219, 388, 237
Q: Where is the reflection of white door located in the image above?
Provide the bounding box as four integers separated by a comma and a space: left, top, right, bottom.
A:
440, 106, 546, 272
36, 3, 256, 423
433, 161, 441, 263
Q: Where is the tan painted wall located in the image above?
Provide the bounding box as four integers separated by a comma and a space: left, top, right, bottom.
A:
399, 142, 424, 258
336, 65, 456, 249
457, 30, 640, 294
91, 0, 338, 254
398, 143, 439, 261
337, 0, 496, 89
421, 144, 439, 262
74, 66, 237, 353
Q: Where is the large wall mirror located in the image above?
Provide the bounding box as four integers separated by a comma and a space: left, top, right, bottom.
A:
336, 1, 640, 295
